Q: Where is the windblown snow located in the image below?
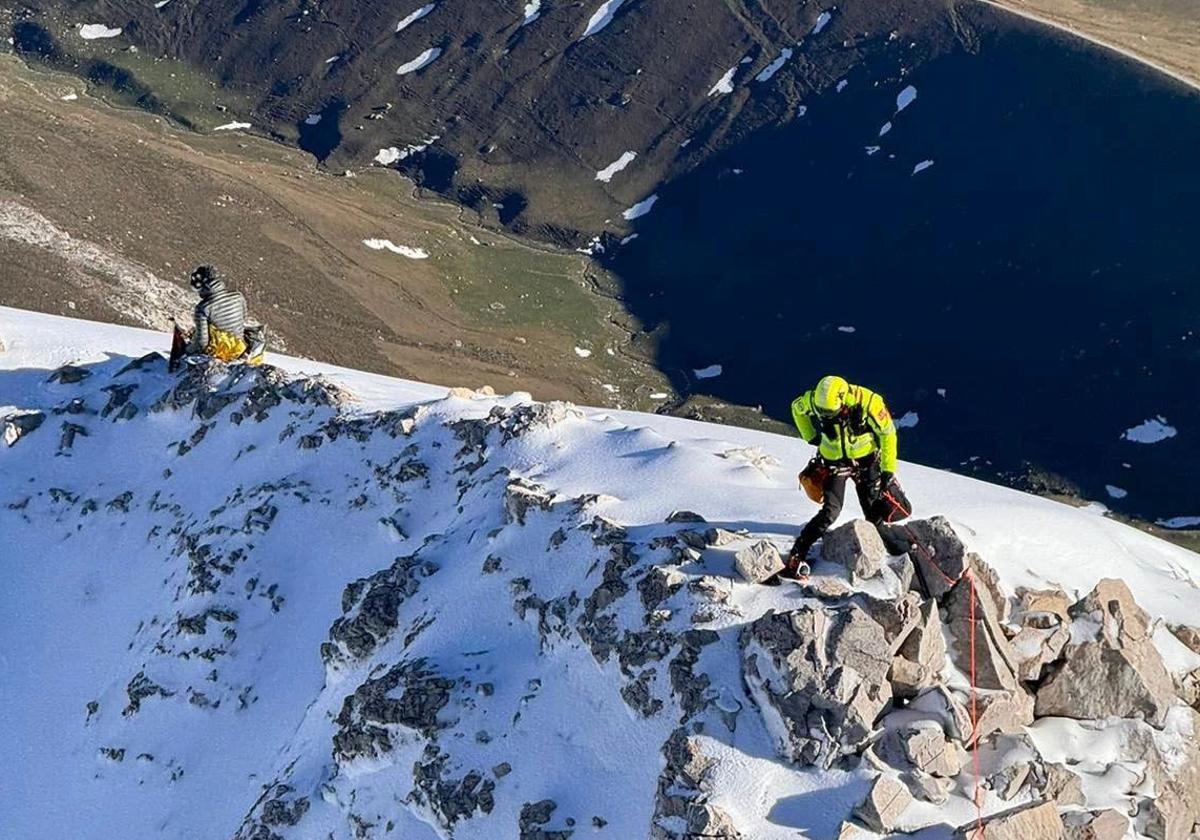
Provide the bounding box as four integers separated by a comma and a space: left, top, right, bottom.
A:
581, 0, 626, 40
595, 151, 637, 183
213, 121, 252, 131
396, 4, 436, 33
2, 308, 1199, 840
362, 239, 429, 259
79, 24, 122, 40
397, 48, 442, 75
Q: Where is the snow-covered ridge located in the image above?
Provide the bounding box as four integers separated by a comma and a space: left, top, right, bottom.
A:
1, 308, 1199, 839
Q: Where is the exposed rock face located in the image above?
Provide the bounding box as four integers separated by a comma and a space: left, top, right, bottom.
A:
897, 599, 947, 675
943, 573, 1021, 692
742, 605, 892, 766
879, 516, 974, 599
953, 800, 1066, 840
332, 659, 455, 762
3, 409, 45, 446
897, 720, 962, 778
733, 540, 784, 584
323, 552, 438, 664
684, 803, 742, 838
1036, 579, 1177, 726
1062, 809, 1128, 840
1135, 707, 1200, 840
854, 775, 913, 833
821, 519, 887, 581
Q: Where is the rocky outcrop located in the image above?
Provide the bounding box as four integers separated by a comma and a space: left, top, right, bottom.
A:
332, 659, 455, 762
822, 519, 887, 582
733, 540, 784, 583
323, 552, 439, 664
1036, 579, 1177, 726
854, 775, 913, 833
2, 409, 45, 446
954, 800, 1065, 840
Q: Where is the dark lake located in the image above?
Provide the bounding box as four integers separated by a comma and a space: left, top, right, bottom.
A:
608, 23, 1200, 522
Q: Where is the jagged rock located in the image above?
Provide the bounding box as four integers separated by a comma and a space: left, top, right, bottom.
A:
909, 686, 974, 743
1012, 625, 1070, 682
1037, 763, 1085, 808
323, 553, 438, 664
889, 656, 932, 699
943, 573, 1021, 692
858, 591, 923, 651
412, 749, 496, 829
100, 383, 139, 420
639, 567, 686, 611
1134, 707, 1200, 840
332, 659, 454, 761
48, 364, 92, 384
888, 554, 917, 595
879, 516, 974, 598
689, 575, 731, 604
742, 605, 892, 766
901, 769, 954, 804
803, 575, 855, 600
972, 688, 1035, 744
853, 775, 912, 833
1036, 578, 1177, 726
703, 527, 745, 546
1062, 809, 1128, 840
991, 759, 1033, 801
733, 540, 784, 584
518, 799, 570, 840
898, 720, 962, 777
505, 478, 554, 525
822, 519, 887, 581
3, 410, 45, 446
838, 820, 870, 840
491, 401, 582, 441
58, 421, 89, 453
897, 599, 947, 675
1016, 587, 1072, 627
1169, 624, 1200, 654
685, 803, 741, 838
953, 800, 1065, 840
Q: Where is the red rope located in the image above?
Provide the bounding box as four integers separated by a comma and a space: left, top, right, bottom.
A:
885, 494, 985, 836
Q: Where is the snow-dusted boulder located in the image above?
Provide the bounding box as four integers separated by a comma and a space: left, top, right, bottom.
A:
853, 774, 913, 833
953, 800, 1065, 839
822, 518, 887, 581
2, 409, 44, 446
733, 540, 784, 583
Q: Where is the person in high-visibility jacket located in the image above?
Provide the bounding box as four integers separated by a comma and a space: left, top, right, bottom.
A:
187, 265, 248, 361
771, 375, 906, 583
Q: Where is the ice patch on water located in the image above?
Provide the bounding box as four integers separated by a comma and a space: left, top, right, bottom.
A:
1105, 485, 1128, 500
622, 195, 658, 220
522, 0, 541, 25
1158, 516, 1200, 529
896, 85, 918, 112
694, 364, 723, 379
913, 160, 935, 175
304, 114, 322, 126
896, 411, 919, 429
396, 4, 435, 33
812, 11, 833, 34
836, 79, 848, 93
865, 146, 880, 156
581, 0, 625, 39
1122, 416, 1177, 444
363, 239, 429, 259
79, 24, 122, 40
397, 47, 441, 75
755, 49, 793, 83
596, 151, 637, 183
837, 326, 856, 333
879, 122, 892, 137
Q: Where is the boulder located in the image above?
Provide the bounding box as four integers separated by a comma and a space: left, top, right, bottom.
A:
684, 803, 742, 838
822, 519, 887, 581
3, 410, 45, 447
1011, 625, 1070, 682
1037, 763, 1085, 808
733, 541, 784, 584
880, 516, 973, 599
1016, 587, 1072, 627
972, 688, 1036, 744
909, 686, 974, 743
859, 591, 923, 651
1035, 579, 1176, 726
897, 599, 947, 675
741, 606, 893, 766
953, 800, 1065, 840
898, 720, 962, 777
901, 769, 954, 805
943, 574, 1022, 692
1062, 810, 1128, 840
853, 775, 913, 834
991, 760, 1033, 801
889, 656, 933, 699
1136, 707, 1200, 840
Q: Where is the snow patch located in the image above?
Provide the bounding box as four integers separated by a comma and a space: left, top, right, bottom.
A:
396, 4, 435, 33
1105, 485, 1128, 500
61, 93, 79, 102
693, 364, 723, 380
581, 0, 625, 39
522, 0, 541, 25
755, 49, 793, 83
622, 194, 658, 221
596, 151, 637, 183
374, 135, 440, 165
397, 47, 442, 75
362, 239, 429, 259
708, 63, 742, 97
896, 85, 918, 112
79, 24, 122, 40
913, 159, 935, 175
896, 411, 919, 429
811, 11, 833, 34
574, 347, 593, 358
1122, 416, 1177, 444
213, 122, 251, 131
879, 122, 892, 137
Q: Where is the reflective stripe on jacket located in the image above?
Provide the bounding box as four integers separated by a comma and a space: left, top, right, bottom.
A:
791, 383, 898, 473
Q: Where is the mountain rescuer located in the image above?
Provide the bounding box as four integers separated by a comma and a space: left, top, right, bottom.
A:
767, 375, 911, 584
186, 265, 250, 361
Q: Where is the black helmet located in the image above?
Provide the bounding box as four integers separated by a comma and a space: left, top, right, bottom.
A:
189, 265, 219, 291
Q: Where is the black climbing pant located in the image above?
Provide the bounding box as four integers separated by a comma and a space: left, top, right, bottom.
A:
788, 453, 883, 568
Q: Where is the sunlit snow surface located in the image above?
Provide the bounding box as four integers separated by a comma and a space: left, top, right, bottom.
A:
709, 63, 741, 96
362, 239, 429, 259
396, 4, 435, 33
79, 24, 122, 39
2, 307, 1199, 840
397, 47, 442, 75
581, 0, 626, 39
622, 194, 659, 220
596, 151, 637, 182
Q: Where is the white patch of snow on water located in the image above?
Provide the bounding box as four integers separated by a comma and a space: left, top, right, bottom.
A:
693, 364, 723, 379
374, 135, 440, 165
896, 411, 919, 429
79, 24, 122, 40
896, 84, 918, 112
522, 1, 541, 25
837, 325, 856, 333
879, 121, 892, 137
213, 122, 252, 131
304, 113, 322, 126
864, 146, 880, 155
755, 49, 793, 83
620, 233, 639, 245
708, 63, 741, 96
836, 79, 848, 93
937, 388, 947, 397
397, 47, 441, 75
1157, 516, 1200, 529
595, 151, 637, 183
396, 4, 435, 33
362, 239, 429, 259
1122, 416, 1177, 444
622, 194, 658, 220
581, 0, 625, 39
1105, 485, 1128, 500
811, 11, 833, 34
574, 347, 593, 358
0, 200, 188, 331
913, 159, 935, 175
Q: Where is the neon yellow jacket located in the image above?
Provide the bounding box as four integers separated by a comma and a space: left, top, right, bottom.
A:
791, 383, 898, 472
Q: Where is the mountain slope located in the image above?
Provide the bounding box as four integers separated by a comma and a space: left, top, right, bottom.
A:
3, 306, 1200, 839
